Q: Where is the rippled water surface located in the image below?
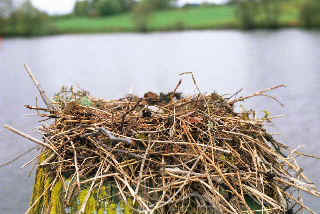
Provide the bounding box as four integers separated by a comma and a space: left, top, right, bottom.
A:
0, 29, 319, 212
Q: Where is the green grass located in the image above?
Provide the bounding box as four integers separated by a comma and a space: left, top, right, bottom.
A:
54, 5, 238, 34
149, 6, 237, 29
41, 1, 307, 35
54, 14, 135, 33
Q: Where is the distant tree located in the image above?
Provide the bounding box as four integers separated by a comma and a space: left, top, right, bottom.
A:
9, 0, 49, 35
148, 0, 176, 10
73, 0, 90, 16
118, 0, 135, 11
0, 0, 13, 33
260, 0, 282, 28
132, 0, 154, 32
131, 0, 176, 32
236, 0, 258, 29
226, 0, 238, 5
93, 0, 133, 16
236, 0, 282, 29
300, 0, 320, 28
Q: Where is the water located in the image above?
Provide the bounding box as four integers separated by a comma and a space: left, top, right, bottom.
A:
0, 29, 319, 212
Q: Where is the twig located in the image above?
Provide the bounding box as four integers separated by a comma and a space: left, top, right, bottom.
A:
170, 79, 182, 100
97, 127, 132, 144
78, 168, 100, 214
79, 173, 119, 184
120, 98, 142, 131
151, 156, 201, 211
283, 191, 316, 214
25, 175, 57, 214
4, 125, 60, 156
179, 72, 211, 114
229, 84, 286, 105
24, 64, 57, 111
134, 139, 153, 204
70, 141, 81, 191
226, 88, 243, 100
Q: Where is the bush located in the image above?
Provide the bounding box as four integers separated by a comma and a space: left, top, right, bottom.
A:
148, 0, 175, 10
8, 1, 49, 36
237, 0, 282, 29
93, 0, 133, 16
260, 0, 282, 28
0, 17, 8, 34
236, 0, 258, 29
94, 0, 122, 16
132, 0, 153, 32
300, 0, 320, 28
73, 0, 90, 16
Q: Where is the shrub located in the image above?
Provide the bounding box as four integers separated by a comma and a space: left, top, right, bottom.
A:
149, 0, 175, 10
237, 0, 282, 29
73, 0, 90, 16
300, 0, 320, 28
0, 17, 8, 34
132, 0, 153, 32
236, 0, 258, 29
8, 1, 49, 36
260, 0, 282, 28
92, 0, 133, 16
94, 0, 122, 16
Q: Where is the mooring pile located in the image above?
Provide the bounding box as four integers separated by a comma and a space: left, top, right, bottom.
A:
5, 67, 320, 214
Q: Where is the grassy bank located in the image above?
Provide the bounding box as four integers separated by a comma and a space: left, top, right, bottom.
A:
1, 2, 306, 37
53, 4, 301, 34
53, 6, 238, 34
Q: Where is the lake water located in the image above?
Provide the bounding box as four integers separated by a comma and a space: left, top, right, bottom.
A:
0, 29, 319, 212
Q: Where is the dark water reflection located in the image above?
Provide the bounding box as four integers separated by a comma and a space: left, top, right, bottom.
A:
1, 29, 319, 212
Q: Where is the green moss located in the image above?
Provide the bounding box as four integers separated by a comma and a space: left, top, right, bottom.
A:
78, 188, 89, 211
122, 199, 133, 214
43, 175, 53, 213
97, 207, 104, 214
30, 166, 135, 214
29, 153, 50, 214
50, 179, 65, 214
107, 203, 118, 214
86, 190, 97, 214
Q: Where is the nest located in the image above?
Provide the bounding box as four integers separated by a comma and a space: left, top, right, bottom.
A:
5, 67, 320, 214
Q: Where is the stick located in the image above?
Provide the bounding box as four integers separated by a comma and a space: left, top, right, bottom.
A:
24, 64, 56, 111
4, 125, 58, 155
70, 141, 81, 191
170, 79, 182, 100
229, 84, 286, 105
98, 127, 132, 144
120, 98, 142, 131
134, 140, 153, 204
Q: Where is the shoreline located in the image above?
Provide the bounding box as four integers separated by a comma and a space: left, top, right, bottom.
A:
3, 2, 316, 38
1, 23, 313, 38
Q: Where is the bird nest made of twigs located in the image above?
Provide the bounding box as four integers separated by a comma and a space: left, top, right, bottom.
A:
5, 67, 320, 214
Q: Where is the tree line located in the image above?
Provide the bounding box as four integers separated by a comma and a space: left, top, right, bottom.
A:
73, 0, 175, 31
236, 0, 320, 29
73, 0, 320, 30
0, 0, 51, 36
0, 0, 320, 36
73, 0, 174, 16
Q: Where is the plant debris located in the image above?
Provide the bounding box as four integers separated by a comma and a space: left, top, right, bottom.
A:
5, 66, 320, 214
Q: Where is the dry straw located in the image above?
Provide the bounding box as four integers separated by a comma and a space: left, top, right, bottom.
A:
4, 65, 320, 214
